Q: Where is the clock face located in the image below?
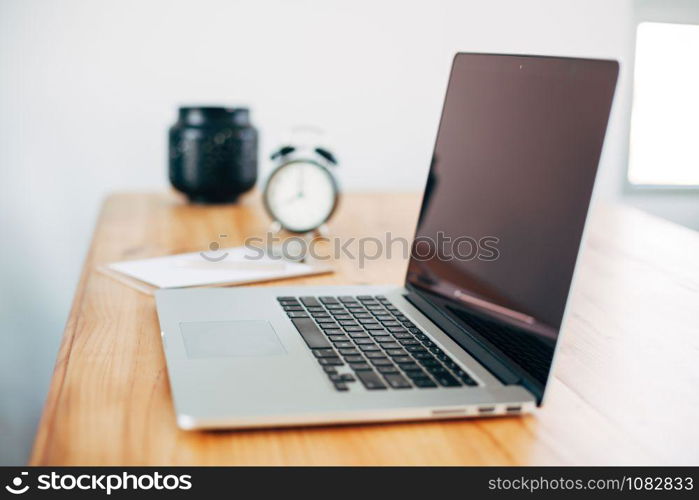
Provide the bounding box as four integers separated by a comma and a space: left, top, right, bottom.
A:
264, 160, 338, 232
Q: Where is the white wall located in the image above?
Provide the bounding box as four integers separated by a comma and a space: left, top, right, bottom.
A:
0, 0, 634, 463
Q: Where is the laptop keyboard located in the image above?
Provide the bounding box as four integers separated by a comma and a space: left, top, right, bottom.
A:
278, 295, 478, 392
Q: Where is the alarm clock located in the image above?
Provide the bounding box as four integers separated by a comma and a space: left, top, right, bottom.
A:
263, 143, 339, 234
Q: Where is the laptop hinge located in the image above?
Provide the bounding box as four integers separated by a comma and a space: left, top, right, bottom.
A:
404, 288, 544, 403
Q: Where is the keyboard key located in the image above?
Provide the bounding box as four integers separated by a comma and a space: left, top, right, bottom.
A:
392, 355, 413, 364
353, 338, 375, 345
383, 373, 412, 389
318, 357, 343, 366
399, 339, 420, 346
349, 362, 373, 371
283, 305, 304, 311
287, 312, 309, 318
397, 361, 420, 371
300, 296, 321, 307
365, 351, 387, 359
338, 348, 360, 356
454, 368, 477, 386
402, 365, 425, 374
344, 355, 365, 363
406, 346, 428, 353
323, 366, 337, 374
412, 352, 433, 360
377, 365, 399, 374
358, 344, 381, 351
319, 296, 339, 304
356, 370, 387, 390
320, 323, 341, 330
371, 337, 392, 346
316, 318, 337, 324
291, 318, 332, 349
323, 328, 344, 335
420, 358, 440, 367
387, 327, 407, 333
340, 373, 356, 382
385, 349, 408, 356
281, 301, 302, 307
424, 363, 447, 374
333, 341, 354, 348
375, 336, 396, 344
338, 296, 356, 302
343, 326, 364, 332
277, 296, 296, 301
327, 335, 349, 342
313, 349, 337, 358
334, 382, 349, 391
380, 342, 401, 349
347, 331, 369, 338
433, 373, 462, 387
371, 358, 394, 366
413, 378, 438, 388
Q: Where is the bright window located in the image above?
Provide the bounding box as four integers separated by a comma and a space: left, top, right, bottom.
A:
628, 22, 699, 186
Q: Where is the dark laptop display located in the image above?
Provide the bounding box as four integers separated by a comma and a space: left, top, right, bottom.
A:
406, 54, 618, 394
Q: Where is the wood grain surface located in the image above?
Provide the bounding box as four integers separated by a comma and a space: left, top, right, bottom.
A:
30, 192, 699, 465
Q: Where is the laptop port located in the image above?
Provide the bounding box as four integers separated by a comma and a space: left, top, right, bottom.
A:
506, 405, 522, 413
431, 408, 466, 417
478, 406, 496, 414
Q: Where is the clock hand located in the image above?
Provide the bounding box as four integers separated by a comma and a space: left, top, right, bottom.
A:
297, 164, 305, 198
283, 193, 299, 205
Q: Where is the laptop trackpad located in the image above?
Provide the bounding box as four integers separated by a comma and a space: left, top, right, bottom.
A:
180, 321, 286, 359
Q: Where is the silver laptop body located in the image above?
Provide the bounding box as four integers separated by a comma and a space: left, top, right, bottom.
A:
156, 53, 618, 430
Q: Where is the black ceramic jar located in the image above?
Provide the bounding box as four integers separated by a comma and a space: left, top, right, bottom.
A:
169, 107, 258, 203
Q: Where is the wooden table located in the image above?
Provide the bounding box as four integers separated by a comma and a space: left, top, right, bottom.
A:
31, 192, 699, 465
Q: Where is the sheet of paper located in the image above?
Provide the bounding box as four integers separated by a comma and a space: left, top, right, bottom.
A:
107, 246, 329, 289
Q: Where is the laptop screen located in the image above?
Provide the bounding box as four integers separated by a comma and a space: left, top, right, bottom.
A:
406, 53, 618, 390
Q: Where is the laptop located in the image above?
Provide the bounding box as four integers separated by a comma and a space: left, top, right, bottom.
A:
155, 53, 618, 430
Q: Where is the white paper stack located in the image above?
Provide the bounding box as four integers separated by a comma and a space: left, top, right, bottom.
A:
101, 246, 333, 295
